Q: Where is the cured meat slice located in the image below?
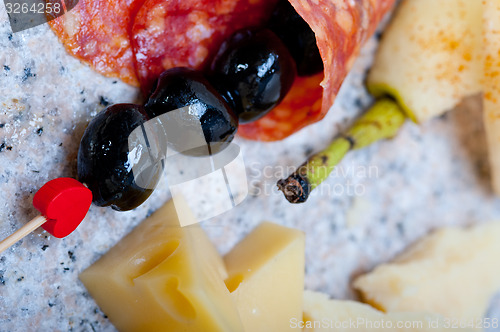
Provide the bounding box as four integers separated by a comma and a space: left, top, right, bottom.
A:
130, 0, 279, 94
50, 0, 395, 141
49, 0, 147, 85
241, 0, 395, 141
131, 0, 394, 140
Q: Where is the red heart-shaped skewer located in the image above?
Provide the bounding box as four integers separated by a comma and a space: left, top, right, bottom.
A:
33, 178, 93, 238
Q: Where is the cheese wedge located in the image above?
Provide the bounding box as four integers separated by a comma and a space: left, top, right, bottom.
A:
302, 291, 475, 331
482, 0, 500, 194
367, 0, 483, 122
79, 198, 243, 332
353, 222, 500, 321
224, 222, 305, 332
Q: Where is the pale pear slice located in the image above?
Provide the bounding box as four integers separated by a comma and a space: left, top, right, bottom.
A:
367, 0, 483, 122
279, 0, 486, 203
353, 222, 500, 321
482, 0, 500, 194
302, 291, 476, 332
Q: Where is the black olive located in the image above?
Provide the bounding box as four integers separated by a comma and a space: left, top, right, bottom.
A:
145, 67, 238, 155
77, 104, 163, 211
210, 28, 296, 123
267, 0, 323, 76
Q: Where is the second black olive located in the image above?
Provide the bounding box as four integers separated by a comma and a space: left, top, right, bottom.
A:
145, 67, 238, 155
77, 104, 163, 211
268, 0, 323, 76
209, 28, 297, 123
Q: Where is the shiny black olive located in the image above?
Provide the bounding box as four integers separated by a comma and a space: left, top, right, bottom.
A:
145, 67, 238, 155
77, 104, 163, 211
210, 28, 296, 123
268, 0, 323, 76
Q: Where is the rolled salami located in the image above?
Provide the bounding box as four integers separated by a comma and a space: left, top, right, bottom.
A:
241, 0, 395, 141
49, 0, 394, 141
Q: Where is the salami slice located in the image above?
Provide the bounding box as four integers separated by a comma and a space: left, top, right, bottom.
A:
49, 0, 394, 141
130, 0, 279, 94
240, 0, 395, 141
49, 0, 147, 86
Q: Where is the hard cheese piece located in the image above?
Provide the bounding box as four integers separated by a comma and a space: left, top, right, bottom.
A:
302, 291, 475, 332
353, 222, 500, 321
367, 0, 483, 122
224, 222, 305, 332
79, 199, 243, 332
482, 0, 500, 194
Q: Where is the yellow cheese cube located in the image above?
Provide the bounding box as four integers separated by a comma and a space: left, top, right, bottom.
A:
353, 222, 500, 321
302, 291, 475, 331
224, 222, 305, 332
79, 199, 243, 332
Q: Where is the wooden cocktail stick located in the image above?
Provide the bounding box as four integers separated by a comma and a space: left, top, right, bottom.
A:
0, 215, 47, 254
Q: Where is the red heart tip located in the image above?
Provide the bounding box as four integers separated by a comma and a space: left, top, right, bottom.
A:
33, 178, 93, 238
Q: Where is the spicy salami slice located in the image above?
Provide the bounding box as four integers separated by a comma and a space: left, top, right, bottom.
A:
48, 0, 147, 86
130, 0, 279, 95
240, 0, 395, 141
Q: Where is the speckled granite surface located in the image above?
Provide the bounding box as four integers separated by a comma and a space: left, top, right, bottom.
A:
0, 4, 499, 332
